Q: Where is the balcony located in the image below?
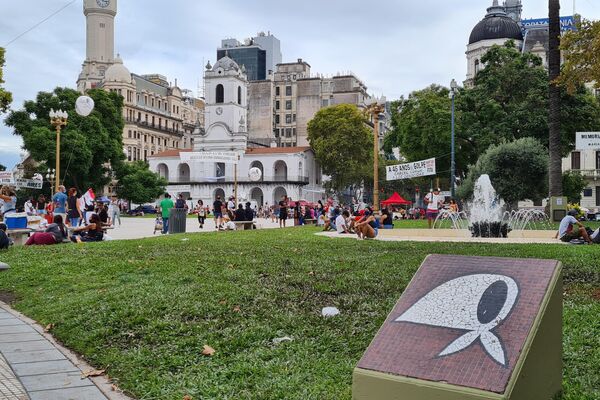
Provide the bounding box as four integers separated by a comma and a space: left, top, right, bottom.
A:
126, 118, 184, 136
168, 176, 310, 185
578, 170, 600, 179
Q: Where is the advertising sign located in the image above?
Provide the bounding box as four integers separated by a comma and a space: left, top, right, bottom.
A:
521, 16, 576, 33
576, 132, 600, 150
386, 158, 436, 181
0, 172, 13, 185
15, 178, 43, 190
180, 151, 240, 164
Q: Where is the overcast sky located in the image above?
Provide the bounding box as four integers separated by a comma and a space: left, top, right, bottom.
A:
1, 0, 598, 169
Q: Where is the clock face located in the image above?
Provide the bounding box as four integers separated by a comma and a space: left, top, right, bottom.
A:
96, 0, 110, 8
215, 107, 223, 115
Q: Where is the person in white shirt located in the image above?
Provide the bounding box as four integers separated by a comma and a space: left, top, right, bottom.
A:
556, 209, 591, 243
24, 197, 36, 215
424, 188, 444, 229
336, 210, 350, 234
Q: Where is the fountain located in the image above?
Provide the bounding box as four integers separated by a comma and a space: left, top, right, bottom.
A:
434, 174, 550, 238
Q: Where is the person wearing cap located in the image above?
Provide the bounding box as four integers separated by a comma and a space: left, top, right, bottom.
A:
556, 209, 592, 243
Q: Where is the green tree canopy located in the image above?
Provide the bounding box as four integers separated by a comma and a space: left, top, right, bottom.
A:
307, 104, 373, 193
560, 19, 600, 93
5, 87, 125, 191
457, 137, 549, 208
115, 161, 167, 204
562, 171, 587, 204
0, 47, 12, 113
0, 164, 5, 172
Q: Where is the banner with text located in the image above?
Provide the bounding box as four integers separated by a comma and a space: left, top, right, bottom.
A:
386, 158, 436, 181
576, 132, 600, 150
0, 172, 13, 185
15, 178, 43, 190
180, 151, 240, 164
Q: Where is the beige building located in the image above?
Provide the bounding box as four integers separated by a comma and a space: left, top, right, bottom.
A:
76, 0, 204, 166
247, 59, 370, 147
563, 149, 600, 211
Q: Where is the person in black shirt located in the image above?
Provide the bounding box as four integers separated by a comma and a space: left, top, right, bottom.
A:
381, 206, 394, 229
278, 196, 288, 228
244, 202, 254, 221
213, 196, 223, 229
235, 204, 246, 221
98, 204, 109, 225
0, 223, 10, 250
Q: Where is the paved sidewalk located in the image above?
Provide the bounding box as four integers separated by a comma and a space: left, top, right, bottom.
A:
0, 305, 126, 400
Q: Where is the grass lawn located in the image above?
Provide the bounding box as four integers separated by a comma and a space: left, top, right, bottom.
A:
393, 218, 600, 231
0, 228, 598, 399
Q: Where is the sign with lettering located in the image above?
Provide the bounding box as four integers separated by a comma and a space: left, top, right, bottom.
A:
386, 158, 436, 181
576, 132, 600, 150
521, 16, 576, 33
180, 151, 240, 164
15, 178, 43, 190
353, 254, 563, 400
0, 172, 13, 185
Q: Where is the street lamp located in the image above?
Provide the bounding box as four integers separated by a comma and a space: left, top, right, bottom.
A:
49, 109, 68, 194
365, 95, 387, 212
449, 79, 459, 199
45, 168, 56, 197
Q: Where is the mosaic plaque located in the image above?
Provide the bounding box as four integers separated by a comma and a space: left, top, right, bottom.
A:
354, 254, 562, 400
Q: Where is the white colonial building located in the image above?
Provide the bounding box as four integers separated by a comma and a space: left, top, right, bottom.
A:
149, 57, 324, 206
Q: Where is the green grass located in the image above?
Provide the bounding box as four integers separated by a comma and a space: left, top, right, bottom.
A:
0, 229, 598, 400
393, 218, 600, 231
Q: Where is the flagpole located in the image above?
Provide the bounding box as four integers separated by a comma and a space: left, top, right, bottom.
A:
234, 154, 240, 205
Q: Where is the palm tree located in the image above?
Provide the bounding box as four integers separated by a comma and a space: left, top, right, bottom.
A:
548, 0, 562, 196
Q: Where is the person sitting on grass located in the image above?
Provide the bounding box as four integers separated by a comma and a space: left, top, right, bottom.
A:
0, 223, 11, 250
26, 215, 68, 246
70, 214, 104, 243
355, 208, 379, 240
555, 209, 592, 244
336, 210, 351, 234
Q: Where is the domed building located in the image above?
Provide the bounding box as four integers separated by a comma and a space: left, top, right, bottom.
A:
465, 0, 524, 84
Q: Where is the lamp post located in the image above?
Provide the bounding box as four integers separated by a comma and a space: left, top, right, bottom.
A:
449, 79, 458, 199
365, 96, 386, 211
49, 109, 68, 193
45, 168, 56, 198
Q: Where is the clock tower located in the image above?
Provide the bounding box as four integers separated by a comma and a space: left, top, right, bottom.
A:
77, 0, 118, 92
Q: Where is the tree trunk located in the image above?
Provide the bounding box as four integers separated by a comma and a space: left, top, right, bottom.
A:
548, 0, 562, 196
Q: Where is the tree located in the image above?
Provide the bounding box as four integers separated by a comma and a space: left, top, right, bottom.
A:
548, 0, 562, 196
560, 19, 600, 93
457, 138, 549, 208
307, 104, 373, 193
562, 171, 587, 203
0, 164, 5, 171
115, 161, 167, 205
5, 87, 125, 191
0, 47, 12, 113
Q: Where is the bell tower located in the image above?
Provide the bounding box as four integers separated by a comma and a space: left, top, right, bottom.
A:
77, 0, 118, 92
503, 0, 522, 22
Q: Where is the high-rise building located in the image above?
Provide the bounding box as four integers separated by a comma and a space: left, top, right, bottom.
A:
217, 32, 282, 81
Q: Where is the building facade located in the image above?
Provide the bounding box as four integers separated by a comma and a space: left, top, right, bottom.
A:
77, 0, 204, 168
149, 57, 324, 206
563, 150, 600, 210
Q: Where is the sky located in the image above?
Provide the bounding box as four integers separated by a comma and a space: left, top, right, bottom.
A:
1, 0, 598, 170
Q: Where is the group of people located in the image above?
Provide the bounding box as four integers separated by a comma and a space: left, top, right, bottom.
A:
211, 195, 256, 231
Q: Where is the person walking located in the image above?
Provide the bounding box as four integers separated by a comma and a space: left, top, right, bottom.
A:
159, 193, 174, 234
424, 188, 443, 229
213, 195, 223, 230
195, 200, 206, 229
52, 185, 68, 222
109, 198, 121, 227
278, 195, 288, 228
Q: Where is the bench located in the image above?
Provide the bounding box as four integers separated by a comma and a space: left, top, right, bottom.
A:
233, 221, 254, 230
7, 228, 33, 246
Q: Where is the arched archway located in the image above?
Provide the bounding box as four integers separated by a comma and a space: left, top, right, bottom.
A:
273, 187, 287, 204
216, 84, 224, 103
250, 160, 264, 181
214, 188, 225, 201
273, 160, 288, 181
157, 163, 169, 181
178, 163, 190, 182
250, 187, 264, 206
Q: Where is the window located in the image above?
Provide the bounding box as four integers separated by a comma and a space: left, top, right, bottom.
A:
127, 147, 132, 161
275, 115, 280, 124
584, 188, 593, 197
152, 116, 155, 127
177, 106, 179, 114
286, 100, 292, 110
293, 74, 296, 80
144, 95, 148, 104
128, 130, 132, 138
275, 87, 280, 96
286, 128, 292, 137
151, 98, 154, 107
597, 151, 600, 170
322, 99, 329, 107
165, 139, 168, 146
137, 112, 141, 121
144, 149, 147, 160
215, 83, 225, 103
285, 86, 292, 96
100, 23, 105, 28
286, 114, 292, 124
571, 151, 581, 170
151, 137, 154, 144
475, 59, 480, 74
137, 94, 140, 102
158, 100, 161, 109
237, 86, 242, 105
275, 101, 280, 110
274, 129, 279, 138
293, 114, 296, 122
159, 118, 162, 129
293, 128, 296, 136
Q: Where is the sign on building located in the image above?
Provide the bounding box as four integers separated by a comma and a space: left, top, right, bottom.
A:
576, 132, 600, 150
15, 178, 43, 190
521, 16, 576, 33
180, 151, 240, 164
353, 254, 563, 400
386, 158, 436, 181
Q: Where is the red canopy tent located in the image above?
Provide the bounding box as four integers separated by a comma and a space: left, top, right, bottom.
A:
381, 192, 412, 206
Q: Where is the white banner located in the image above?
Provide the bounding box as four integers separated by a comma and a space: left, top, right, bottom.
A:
168, 185, 191, 192
180, 151, 240, 164
15, 178, 43, 190
576, 132, 600, 150
386, 158, 436, 181
0, 172, 13, 185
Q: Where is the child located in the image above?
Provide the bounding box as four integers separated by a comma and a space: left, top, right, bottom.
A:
153, 215, 163, 235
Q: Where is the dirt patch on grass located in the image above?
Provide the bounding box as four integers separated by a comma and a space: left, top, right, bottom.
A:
591, 288, 600, 302
0, 290, 17, 304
